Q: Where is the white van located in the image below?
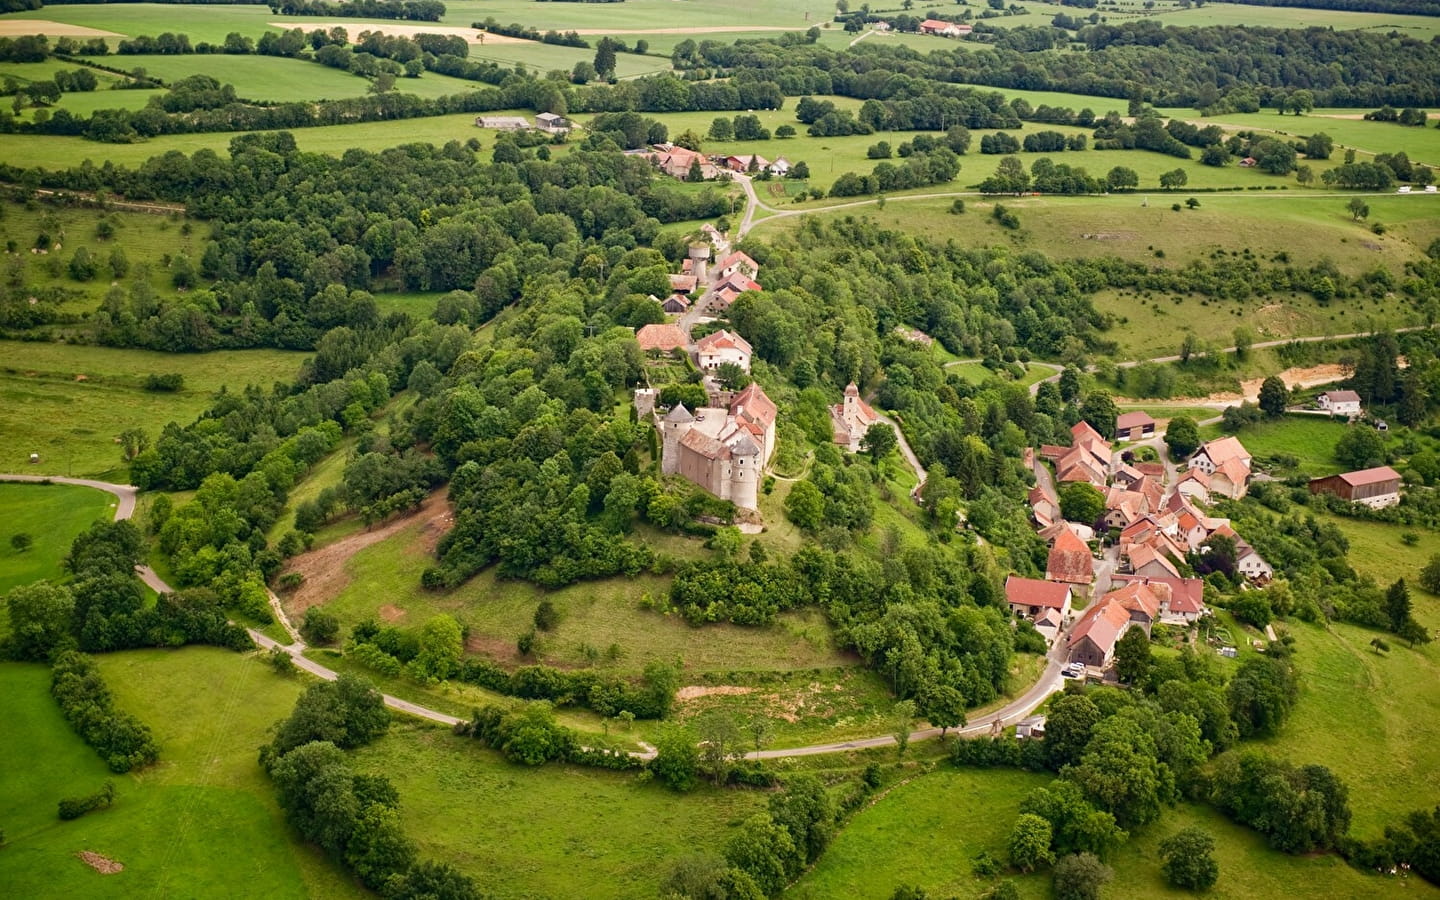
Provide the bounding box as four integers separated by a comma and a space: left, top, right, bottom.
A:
1427, 185, 1439, 194
1398, 185, 1413, 193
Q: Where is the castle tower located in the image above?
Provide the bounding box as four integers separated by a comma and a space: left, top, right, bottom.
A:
688, 243, 711, 284
729, 433, 761, 511
661, 402, 694, 475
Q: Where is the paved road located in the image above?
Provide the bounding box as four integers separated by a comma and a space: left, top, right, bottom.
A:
0, 473, 137, 519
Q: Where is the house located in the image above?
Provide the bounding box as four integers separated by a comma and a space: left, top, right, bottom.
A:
1112, 574, 1207, 625
1127, 543, 1182, 580
668, 273, 699, 294
1016, 715, 1046, 740
1067, 598, 1134, 668
648, 145, 721, 180
661, 294, 691, 314
1239, 157, 1258, 167
635, 323, 689, 354
712, 273, 762, 310
767, 157, 791, 177
534, 112, 571, 133
695, 329, 752, 372
920, 18, 970, 36
717, 251, 760, 281
1116, 411, 1156, 442
1174, 468, 1211, 505
1029, 485, 1062, 529
660, 382, 777, 510
1112, 464, 1144, 490
1317, 389, 1363, 417
1047, 527, 1095, 593
1308, 465, 1403, 509
1005, 575, 1074, 621
1236, 545, 1273, 582
475, 115, 532, 130
1189, 437, 1252, 500
872, 20, 892, 33
1102, 580, 1166, 633
700, 223, 731, 257
831, 383, 880, 452
725, 154, 770, 174
1042, 420, 1113, 490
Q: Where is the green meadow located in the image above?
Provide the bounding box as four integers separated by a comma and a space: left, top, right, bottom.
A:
0, 481, 113, 593
0, 340, 306, 478
1199, 416, 1352, 476
1158, 107, 1440, 165
0, 652, 364, 899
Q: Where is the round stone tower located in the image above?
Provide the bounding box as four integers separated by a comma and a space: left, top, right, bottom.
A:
661, 402, 694, 475
729, 433, 761, 510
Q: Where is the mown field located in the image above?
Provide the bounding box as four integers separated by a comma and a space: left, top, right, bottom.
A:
0, 481, 113, 593
0, 340, 306, 478
1156, 107, 1440, 166
0, 652, 364, 899
1200, 415, 1351, 476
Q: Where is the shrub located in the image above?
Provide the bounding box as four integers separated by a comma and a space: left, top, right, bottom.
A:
58, 781, 116, 821
533, 599, 560, 632
142, 373, 184, 392
301, 607, 340, 645
50, 652, 159, 773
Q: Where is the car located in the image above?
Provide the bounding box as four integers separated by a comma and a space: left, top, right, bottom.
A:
1062, 662, 1086, 678
1398, 185, 1413, 194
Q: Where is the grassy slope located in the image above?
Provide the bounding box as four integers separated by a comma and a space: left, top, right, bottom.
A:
1199, 416, 1351, 476
0, 339, 306, 479
0, 652, 364, 899
0, 481, 113, 593
351, 720, 767, 900
1156, 108, 1440, 166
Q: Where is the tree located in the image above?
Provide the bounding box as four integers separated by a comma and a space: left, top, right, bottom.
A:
5, 581, 75, 660
1067, 716, 1168, 828
1164, 416, 1200, 458
919, 683, 966, 736
862, 422, 898, 460
1347, 197, 1370, 221
1160, 826, 1219, 890
696, 710, 743, 785
1386, 579, 1413, 634
1046, 693, 1102, 770
1008, 813, 1055, 872
1421, 554, 1440, 594
725, 814, 797, 897
651, 725, 700, 791
411, 614, 462, 681
1105, 166, 1139, 191
747, 715, 775, 754
267, 673, 390, 760
1335, 426, 1385, 469
1304, 132, 1334, 159
593, 38, 617, 79
1053, 852, 1113, 900
1258, 376, 1288, 418
1114, 626, 1151, 686
784, 480, 825, 532
1080, 393, 1119, 440
769, 775, 836, 865
1059, 482, 1105, 526
892, 699, 916, 756
1059, 366, 1082, 402
1254, 139, 1297, 175
1227, 656, 1297, 738
10, 532, 33, 552
1159, 168, 1188, 190
301, 607, 340, 645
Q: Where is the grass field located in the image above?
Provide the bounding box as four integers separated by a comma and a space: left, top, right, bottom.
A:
1199, 415, 1351, 476
351, 719, 767, 900
0, 340, 307, 478
1158, 107, 1440, 167
307, 513, 854, 675
0, 481, 113, 593
789, 764, 1430, 899
0, 652, 364, 899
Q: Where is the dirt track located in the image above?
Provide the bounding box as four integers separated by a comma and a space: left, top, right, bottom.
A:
278, 490, 452, 618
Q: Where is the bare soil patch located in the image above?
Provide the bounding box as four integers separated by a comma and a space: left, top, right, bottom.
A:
676, 685, 754, 702
270, 22, 527, 44
379, 603, 407, 623
76, 851, 124, 874
0, 20, 122, 38
464, 631, 521, 664
1238, 363, 1348, 403
279, 490, 452, 617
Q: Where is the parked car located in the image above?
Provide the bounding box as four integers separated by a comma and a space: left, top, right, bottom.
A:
1062, 662, 1086, 678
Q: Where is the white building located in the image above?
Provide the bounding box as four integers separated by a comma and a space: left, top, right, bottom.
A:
695, 330, 752, 372
1317, 389, 1362, 417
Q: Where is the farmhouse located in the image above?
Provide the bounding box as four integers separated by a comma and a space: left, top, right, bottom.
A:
535, 112, 571, 133
726, 154, 770, 173
1041, 420, 1113, 490
1115, 410, 1156, 441
647, 145, 721, 180
1112, 574, 1207, 625
660, 383, 777, 511
830, 383, 880, 452
1067, 598, 1133, 669
695, 329, 752, 372
668, 273, 699, 294
635, 323, 689, 354
661, 294, 691, 314
768, 157, 792, 176
475, 115, 531, 130
1309, 465, 1403, 509
1188, 436, 1252, 500
920, 18, 971, 36
1047, 527, 1095, 594
717, 251, 760, 281
1029, 484, 1062, 529
1005, 575, 1073, 621
1317, 389, 1363, 417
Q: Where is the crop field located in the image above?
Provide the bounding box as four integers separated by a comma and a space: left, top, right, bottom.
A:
0, 340, 306, 478
352, 720, 767, 900
1197, 415, 1350, 475
0, 652, 364, 899
299, 511, 855, 676
0, 481, 113, 594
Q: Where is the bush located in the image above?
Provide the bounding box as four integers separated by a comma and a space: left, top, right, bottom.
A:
50, 652, 160, 773
533, 599, 560, 632
142, 373, 185, 392
58, 781, 116, 820
301, 607, 340, 645
1161, 826, 1219, 890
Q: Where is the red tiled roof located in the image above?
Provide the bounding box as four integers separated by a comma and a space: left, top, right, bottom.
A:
1197, 436, 1251, 466
1072, 420, 1107, 446
635, 323, 689, 352
730, 382, 776, 431
1116, 411, 1155, 430
1068, 599, 1131, 655
719, 251, 759, 273
697, 329, 752, 356
1112, 574, 1204, 615
1321, 390, 1361, 403
1337, 466, 1402, 487
1103, 581, 1166, 621
1006, 575, 1072, 610
1047, 528, 1094, 584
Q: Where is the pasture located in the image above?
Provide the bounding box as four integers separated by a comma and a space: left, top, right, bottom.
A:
0, 340, 306, 478
1159, 107, 1440, 167
0, 481, 113, 594
1199, 416, 1350, 476
0, 652, 364, 899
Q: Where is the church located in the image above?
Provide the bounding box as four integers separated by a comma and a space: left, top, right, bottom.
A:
660, 383, 777, 511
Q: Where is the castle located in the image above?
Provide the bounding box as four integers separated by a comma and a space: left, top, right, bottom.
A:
830, 382, 879, 452
661, 382, 777, 511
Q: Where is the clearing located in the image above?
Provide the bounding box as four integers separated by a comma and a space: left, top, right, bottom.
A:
0, 481, 114, 594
